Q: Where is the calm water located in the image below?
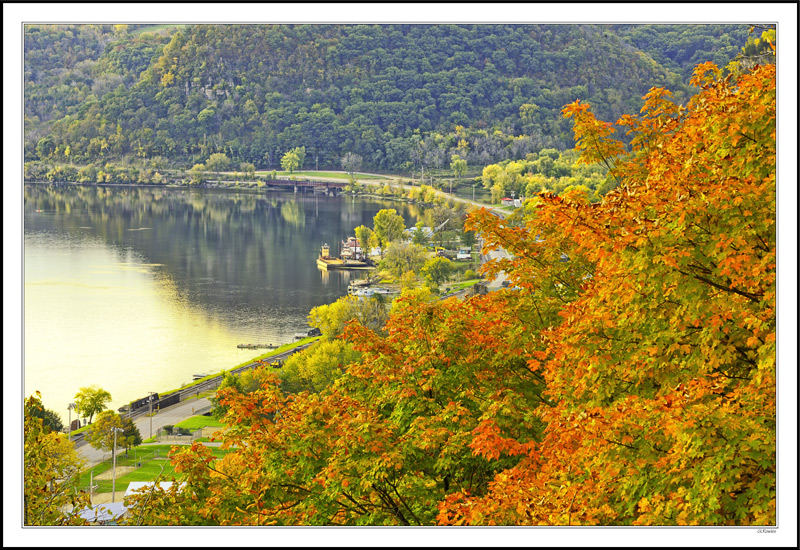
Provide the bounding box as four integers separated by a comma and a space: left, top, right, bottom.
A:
23, 184, 422, 415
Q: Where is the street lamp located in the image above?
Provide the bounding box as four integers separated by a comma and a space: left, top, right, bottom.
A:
111, 426, 124, 503
148, 392, 157, 440
67, 403, 76, 441
89, 468, 98, 506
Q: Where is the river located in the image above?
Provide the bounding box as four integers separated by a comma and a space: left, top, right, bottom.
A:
23, 183, 422, 416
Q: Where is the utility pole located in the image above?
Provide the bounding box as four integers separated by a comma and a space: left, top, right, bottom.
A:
111, 427, 124, 503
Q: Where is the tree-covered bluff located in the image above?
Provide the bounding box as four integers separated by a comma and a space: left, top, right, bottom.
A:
24, 24, 751, 174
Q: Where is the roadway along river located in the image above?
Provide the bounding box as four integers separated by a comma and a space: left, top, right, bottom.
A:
75, 342, 314, 467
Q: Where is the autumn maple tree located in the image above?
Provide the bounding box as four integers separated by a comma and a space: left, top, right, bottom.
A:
440, 58, 776, 525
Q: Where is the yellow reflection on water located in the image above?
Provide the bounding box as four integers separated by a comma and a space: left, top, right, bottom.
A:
24, 239, 244, 415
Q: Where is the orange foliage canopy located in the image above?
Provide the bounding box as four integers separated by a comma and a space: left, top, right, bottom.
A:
440, 61, 776, 525
127, 61, 775, 527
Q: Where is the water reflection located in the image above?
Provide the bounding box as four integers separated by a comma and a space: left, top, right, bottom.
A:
23, 184, 420, 413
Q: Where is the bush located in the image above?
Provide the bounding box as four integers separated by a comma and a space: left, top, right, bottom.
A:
162, 425, 174, 436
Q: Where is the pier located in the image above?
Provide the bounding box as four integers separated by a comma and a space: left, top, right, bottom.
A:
237, 343, 279, 350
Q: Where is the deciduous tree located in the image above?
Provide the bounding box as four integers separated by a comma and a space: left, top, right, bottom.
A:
341, 152, 363, 182
73, 385, 112, 424
280, 338, 361, 394
128, 290, 544, 526
353, 224, 374, 260
281, 150, 300, 173
450, 154, 468, 193
86, 410, 125, 452
24, 393, 89, 525
420, 256, 453, 288
205, 152, 231, 174
373, 208, 406, 255
379, 241, 427, 279
411, 221, 430, 247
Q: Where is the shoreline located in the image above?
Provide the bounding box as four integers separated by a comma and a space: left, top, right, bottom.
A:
23, 178, 497, 211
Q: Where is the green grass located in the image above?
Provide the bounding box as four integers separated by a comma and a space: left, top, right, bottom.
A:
62, 425, 90, 439
83, 444, 231, 494
443, 279, 482, 292
174, 415, 223, 430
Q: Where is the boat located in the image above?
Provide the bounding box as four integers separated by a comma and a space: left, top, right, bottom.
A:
350, 287, 375, 297
316, 241, 374, 270
349, 285, 394, 297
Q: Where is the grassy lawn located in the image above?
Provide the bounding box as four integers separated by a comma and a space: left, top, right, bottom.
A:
82, 444, 231, 494
175, 415, 224, 430
63, 425, 90, 439
443, 279, 482, 293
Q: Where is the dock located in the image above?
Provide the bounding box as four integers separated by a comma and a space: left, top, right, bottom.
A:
237, 343, 279, 350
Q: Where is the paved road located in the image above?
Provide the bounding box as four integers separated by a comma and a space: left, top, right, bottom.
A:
77, 397, 213, 468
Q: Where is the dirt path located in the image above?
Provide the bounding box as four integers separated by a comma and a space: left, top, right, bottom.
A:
93, 465, 136, 480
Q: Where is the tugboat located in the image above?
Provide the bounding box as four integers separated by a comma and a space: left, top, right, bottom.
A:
316, 243, 345, 269
316, 239, 374, 270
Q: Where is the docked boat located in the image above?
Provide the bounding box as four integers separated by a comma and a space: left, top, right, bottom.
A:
349, 285, 394, 297
316, 241, 374, 270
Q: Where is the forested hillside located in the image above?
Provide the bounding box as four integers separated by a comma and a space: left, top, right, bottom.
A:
24, 24, 751, 174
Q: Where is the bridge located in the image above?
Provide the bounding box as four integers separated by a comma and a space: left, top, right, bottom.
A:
261, 179, 346, 194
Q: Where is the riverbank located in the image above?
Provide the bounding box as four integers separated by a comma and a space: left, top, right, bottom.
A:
23, 170, 499, 212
